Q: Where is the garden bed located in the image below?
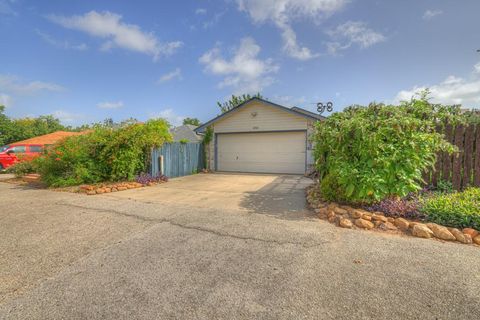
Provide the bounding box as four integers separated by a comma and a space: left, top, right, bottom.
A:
307, 185, 480, 246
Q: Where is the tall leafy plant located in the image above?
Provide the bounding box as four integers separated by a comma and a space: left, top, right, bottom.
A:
314, 92, 458, 204
36, 119, 171, 187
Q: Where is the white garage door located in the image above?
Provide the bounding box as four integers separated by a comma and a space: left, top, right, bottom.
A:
217, 131, 306, 174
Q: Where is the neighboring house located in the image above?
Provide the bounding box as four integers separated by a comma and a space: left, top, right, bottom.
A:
10, 131, 86, 146
195, 97, 323, 175
170, 125, 202, 142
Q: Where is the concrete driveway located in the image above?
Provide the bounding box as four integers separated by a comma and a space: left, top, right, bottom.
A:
105, 173, 313, 218
0, 174, 479, 319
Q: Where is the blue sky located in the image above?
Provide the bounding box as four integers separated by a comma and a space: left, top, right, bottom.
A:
1, 0, 479, 126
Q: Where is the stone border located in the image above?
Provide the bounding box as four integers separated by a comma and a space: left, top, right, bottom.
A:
306, 186, 480, 246
79, 181, 163, 195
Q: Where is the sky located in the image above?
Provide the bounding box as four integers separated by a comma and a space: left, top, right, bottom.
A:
1, 0, 480, 126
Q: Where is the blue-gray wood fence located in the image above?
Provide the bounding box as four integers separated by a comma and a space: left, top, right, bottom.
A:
151, 142, 204, 178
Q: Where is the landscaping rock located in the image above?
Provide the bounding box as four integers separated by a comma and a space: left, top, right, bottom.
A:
463, 228, 479, 239
394, 218, 410, 230
428, 224, 456, 241
474, 235, 480, 245
378, 222, 397, 231
372, 214, 388, 222
339, 218, 353, 228
354, 218, 374, 229
80, 185, 95, 191
412, 224, 434, 238
387, 217, 395, 223
450, 228, 472, 244
328, 215, 337, 223
334, 207, 348, 215
96, 188, 105, 194
117, 186, 127, 191
349, 209, 364, 219
317, 203, 327, 209
362, 214, 372, 221
86, 190, 96, 196
315, 207, 327, 215
111, 188, 118, 192
104, 188, 111, 193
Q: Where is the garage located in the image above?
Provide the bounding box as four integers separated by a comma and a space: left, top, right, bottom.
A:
195, 97, 323, 175
217, 131, 306, 174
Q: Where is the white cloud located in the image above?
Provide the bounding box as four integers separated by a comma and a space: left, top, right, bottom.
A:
157, 68, 182, 84
423, 9, 443, 20
47, 11, 183, 60
236, 0, 348, 60
0, 74, 64, 95
52, 110, 86, 124
195, 8, 207, 15
150, 108, 185, 126
199, 37, 279, 93
0, 93, 12, 107
36, 30, 88, 51
97, 101, 124, 109
394, 63, 480, 108
326, 21, 385, 54
474, 62, 480, 74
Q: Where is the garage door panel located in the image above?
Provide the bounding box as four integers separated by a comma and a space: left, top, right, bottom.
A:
217, 132, 306, 174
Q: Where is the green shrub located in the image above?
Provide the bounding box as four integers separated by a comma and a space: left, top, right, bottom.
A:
421, 188, 480, 229
319, 174, 345, 202
314, 92, 458, 204
36, 119, 171, 187
6, 160, 37, 177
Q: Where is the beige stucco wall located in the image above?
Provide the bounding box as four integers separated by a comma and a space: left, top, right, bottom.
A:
214, 101, 308, 133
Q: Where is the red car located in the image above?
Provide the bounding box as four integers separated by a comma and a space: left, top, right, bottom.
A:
0, 144, 44, 170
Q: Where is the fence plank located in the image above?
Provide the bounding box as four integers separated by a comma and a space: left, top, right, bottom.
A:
463, 124, 475, 188
441, 123, 454, 183
475, 126, 480, 186
452, 124, 465, 190
431, 125, 443, 185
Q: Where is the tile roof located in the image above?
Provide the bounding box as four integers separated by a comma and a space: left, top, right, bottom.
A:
10, 131, 88, 145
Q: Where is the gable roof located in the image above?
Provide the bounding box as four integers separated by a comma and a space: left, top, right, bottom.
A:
195, 97, 323, 133
170, 125, 202, 142
10, 131, 87, 146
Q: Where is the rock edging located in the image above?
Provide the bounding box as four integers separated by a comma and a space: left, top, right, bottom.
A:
79, 181, 161, 195
307, 187, 480, 246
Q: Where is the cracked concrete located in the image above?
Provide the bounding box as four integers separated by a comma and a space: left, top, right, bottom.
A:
1, 174, 480, 319
55, 202, 329, 248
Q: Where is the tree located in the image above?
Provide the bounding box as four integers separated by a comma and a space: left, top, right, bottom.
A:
0, 106, 68, 145
183, 117, 201, 126
0, 105, 11, 146
217, 93, 263, 114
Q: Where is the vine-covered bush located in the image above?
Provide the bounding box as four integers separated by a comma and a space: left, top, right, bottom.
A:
314, 93, 458, 204
35, 119, 171, 187
6, 160, 36, 177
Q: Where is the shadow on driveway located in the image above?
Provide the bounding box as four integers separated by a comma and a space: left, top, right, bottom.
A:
239, 175, 315, 221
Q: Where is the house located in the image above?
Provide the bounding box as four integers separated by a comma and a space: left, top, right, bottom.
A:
195, 97, 323, 175
170, 124, 202, 142
11, 131, 86, 146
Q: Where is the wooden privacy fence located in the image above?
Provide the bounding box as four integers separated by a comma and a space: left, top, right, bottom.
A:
425, 123, 480, 190
151, 142, 204, 178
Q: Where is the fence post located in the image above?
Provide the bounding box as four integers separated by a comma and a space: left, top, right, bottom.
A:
158, 155, 164, 175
